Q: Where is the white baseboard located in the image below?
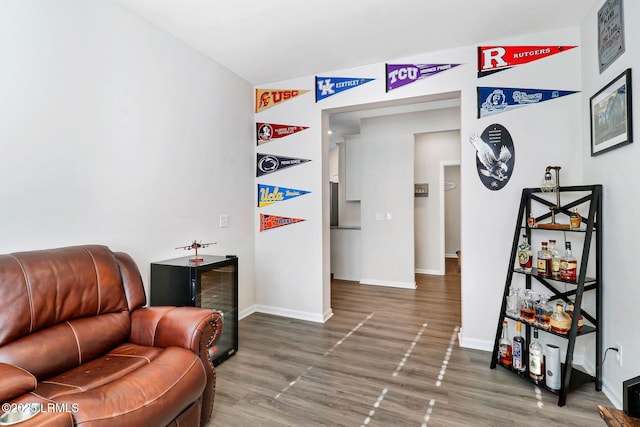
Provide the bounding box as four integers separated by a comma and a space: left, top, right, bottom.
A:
254, 305, 327, 323
459, 336, 494, 352
238, 305, 256, 320
359, 278, 416, 289
415, 268, 444, 275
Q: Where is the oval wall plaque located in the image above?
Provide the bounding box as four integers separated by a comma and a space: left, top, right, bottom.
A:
469, 123, 515, 191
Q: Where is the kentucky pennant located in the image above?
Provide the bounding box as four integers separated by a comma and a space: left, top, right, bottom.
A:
255, 89, 310, 113
256, 153, 311, 177
316, 76, 374, 102
256, 123, 309, 145
386, 64, 461, 91
260, 213, 306, 232
258, 184, 310, 207
478, 87, 579, 118
477, 45, 577, 78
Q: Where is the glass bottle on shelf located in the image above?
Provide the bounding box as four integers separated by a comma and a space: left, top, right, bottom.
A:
506, 287, 522, 317
537, 242, 552, 277
565, 301, 584, 331
512, 321, 526, 376
535, 294, 553, 329
498, 320, 513, 368
570, 208, 582, 229
529, 329, 544, 385
560, 242, 577, 282
550, 302, 571, 334
520, 290, 537, 323
548, 239, 561, 279
517, 234, 532, 272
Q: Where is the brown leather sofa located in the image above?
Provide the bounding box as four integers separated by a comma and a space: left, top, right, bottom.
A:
0, 245, 223, 427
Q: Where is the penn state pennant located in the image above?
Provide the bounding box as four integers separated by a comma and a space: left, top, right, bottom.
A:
256, 153, 311, 177
477, 45, 577, 77
386, 64, 461, 91
256, 122, 309, 146
469, 124, 515, 191
258, 184, 310, 207
478, 87, 579, 118
260, 213, 306, 232
255, 88, 310, 112
315, 76, 374, 102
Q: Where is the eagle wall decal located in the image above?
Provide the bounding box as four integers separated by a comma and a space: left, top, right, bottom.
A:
469, 124, 515, 191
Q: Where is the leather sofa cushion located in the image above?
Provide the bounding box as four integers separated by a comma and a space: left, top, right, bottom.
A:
21, 344, 206, 427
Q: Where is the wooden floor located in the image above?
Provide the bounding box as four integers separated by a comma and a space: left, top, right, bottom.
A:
207, 259, 611, 426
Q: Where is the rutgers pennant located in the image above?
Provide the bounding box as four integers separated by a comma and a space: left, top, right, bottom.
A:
477, 45, 577, 77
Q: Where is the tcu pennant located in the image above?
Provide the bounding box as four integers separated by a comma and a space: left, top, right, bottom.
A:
255, 89, 310, 112
477, 45, 577, 77
386, 63, 460, 91
260, 213, 305, 232
256, 123, 309, 145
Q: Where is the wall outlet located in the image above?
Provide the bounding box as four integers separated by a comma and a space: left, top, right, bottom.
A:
614, 343, 622, 366
219, 214, 229, 228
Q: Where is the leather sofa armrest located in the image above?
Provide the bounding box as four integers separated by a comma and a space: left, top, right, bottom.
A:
129, 306, 223, 353
0, 363, 37, 403
129, 306, 223, 424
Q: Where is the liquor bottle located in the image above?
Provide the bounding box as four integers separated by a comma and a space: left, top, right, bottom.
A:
548, 239, 561, 279
529, 329, 544, 384
537, 242, 552, 277
498, 320, 513, 368
520, 290, 537, 323
550, 302, 571, 334
565, 302, 584, 331
535, 294, 552, 329
570, 208, 582, 229
560, 242, 577, 282
517, 234, 532, 272
512, 321, 526, 375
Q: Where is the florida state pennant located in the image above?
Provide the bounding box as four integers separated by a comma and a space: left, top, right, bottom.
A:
477, 45, 577, 77
386, 64, 461, 91
260, 213, 306, 232
316, 76, 374, 102
256, 123, 309, 145
255, 88, 310, 113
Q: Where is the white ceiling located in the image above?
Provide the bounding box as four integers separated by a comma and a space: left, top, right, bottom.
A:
115, 0, 599, 86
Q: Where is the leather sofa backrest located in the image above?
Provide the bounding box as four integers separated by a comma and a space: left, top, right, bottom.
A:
0, 245, 133, 379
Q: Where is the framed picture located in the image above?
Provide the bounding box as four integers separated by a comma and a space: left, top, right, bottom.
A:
590, 68, 633, 156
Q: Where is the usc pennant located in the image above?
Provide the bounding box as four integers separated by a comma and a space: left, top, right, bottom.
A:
255, 88, 310, 113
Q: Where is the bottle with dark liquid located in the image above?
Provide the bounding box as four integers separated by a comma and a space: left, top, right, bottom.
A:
498, 320, 513, 368
529, 329, 544, 384
512, 321, 526, 375
537, 241, 552, 277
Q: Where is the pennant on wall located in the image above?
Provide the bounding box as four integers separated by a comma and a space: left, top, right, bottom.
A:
315, 76, 374, 102
386, 64, 461, 91
255, 88, 310, 113
260, 213, 306, 232
256, 153, 311, 177
469, 124, 515, 191
257, 123, 309, 145
477, 87, 579, 118
258, 184, 310, 207
477, 45, 577, 78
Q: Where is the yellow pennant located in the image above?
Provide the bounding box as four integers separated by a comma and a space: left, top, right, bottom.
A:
255, 88, 310, 113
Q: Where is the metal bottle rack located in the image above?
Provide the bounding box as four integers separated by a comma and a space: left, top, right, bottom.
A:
490, 185, 602, 406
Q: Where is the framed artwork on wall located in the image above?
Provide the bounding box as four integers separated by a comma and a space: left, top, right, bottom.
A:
590, 68, 633, 156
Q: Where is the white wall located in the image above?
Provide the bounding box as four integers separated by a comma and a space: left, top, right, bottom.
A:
0, 0, 255, 313
580, 0, 640, 408
414, 129, 461, 274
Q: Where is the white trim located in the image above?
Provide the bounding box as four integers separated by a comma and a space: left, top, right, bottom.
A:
459, 336, 493, 352
415, 268, 443, 276
439, 160, 461, 276
239, 305, 256, 320
360, 278, 416, 289
254, 305, 327, 323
